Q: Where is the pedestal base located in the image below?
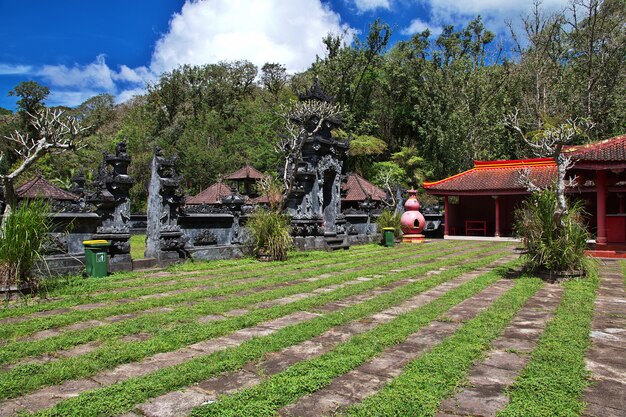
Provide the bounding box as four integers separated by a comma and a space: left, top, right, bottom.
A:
402, 234, 425, 243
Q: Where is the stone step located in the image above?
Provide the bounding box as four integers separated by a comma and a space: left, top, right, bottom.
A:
132, 258, 159, 270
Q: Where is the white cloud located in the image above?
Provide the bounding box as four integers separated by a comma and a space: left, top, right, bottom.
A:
150, 0, 352, 74
401, 18, 441, 36
116, 87, 147, 104
47, 90, 105, 107
0, 64, 33, 75
415, 0, 570, 35
36, 54, 153, 91
3, 0, 353, 107
352, 0, 391, 13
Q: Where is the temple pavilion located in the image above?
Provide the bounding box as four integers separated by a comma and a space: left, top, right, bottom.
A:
423, 134, 626, 246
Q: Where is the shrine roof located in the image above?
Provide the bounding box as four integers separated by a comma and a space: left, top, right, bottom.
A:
423, 158, 557, 195
16, 175, 80, 201
186, 181, 233, 205
224, 164, 266, 180
342, 173, 387, 202
564, 134, 626, 166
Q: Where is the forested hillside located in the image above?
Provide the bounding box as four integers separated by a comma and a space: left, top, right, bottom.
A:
1, 1, 624, 210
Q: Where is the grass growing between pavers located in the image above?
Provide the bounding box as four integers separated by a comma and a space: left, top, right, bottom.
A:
28, 252, 517, 416
496, 272, 599, 417
0, 246, 509, 401
341, 276, 542, 417
0, 244, 390, 319
0, 243, 407, 321
0, 243, 477, 368
187, 263, 527, 417
0, 242, 445, 341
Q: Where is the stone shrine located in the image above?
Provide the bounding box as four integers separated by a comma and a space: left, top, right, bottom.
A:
282, 79, 350, 250
145, 147, 187, 263
87, 139, 134, 271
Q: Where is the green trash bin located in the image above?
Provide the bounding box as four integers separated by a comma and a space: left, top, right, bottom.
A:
83, 240, 110, 277
382, 227, 395, 247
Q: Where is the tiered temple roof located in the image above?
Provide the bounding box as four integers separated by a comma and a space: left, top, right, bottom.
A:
185, 181, 233, 205
342, 173, 387, 202
224, 163, 266, 180
16, 175, 80, 201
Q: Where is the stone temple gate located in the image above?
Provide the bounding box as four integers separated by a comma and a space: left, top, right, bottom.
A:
283, 80, 350, 250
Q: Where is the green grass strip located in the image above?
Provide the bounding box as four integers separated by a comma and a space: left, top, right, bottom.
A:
32, 252, 518, 416
496, 273, 598, 417
189, 265, 536, 417
342, 276, 542, 417
45, 243, 389, 298
0, 243, 417, 320
1, 243, 442, 340
0, 243, 475, 365
0, 246, 508, 401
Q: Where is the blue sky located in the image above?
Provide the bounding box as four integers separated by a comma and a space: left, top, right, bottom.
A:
0, 0, 569, 110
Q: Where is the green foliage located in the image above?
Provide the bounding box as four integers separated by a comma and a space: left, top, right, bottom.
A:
375, 210, 402, 239
0, 200, 52, 289
515, 189, 590, 274
498, 271, 597, 417
130, 234, 146, 260
247, 209, 292, 261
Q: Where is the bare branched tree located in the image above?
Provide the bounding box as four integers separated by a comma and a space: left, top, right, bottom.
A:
504, 108, 595, 225
1, 108, 88, 218
275, 99, 342, 205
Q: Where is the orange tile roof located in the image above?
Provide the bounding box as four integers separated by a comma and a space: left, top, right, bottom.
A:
342, 173, 387, 202
185, 181, 233, 205
224, 164, 266, 180
564, 134, 626, 162
423, 158, 556, 195
16, 175, 80, 201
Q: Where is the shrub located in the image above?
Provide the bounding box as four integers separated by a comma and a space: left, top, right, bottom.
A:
376, 210, 402, 239
0, 200, 52, 290
514, 189, 590, 274
247, 209, 292, 261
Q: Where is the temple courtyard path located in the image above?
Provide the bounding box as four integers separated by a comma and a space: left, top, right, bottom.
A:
0, 241, 623, 416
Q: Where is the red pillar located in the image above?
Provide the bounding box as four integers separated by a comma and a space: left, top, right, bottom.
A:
596, 170, 607, 245
494, 196, 501, 237
444, 196, 449, 236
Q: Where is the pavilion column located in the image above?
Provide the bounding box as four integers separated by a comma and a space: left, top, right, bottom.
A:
444, 196, 449, 236
596, 170, 607, 245
493, 196, 500, 237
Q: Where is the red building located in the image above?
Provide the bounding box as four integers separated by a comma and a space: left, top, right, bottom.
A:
424, 134, 626, 246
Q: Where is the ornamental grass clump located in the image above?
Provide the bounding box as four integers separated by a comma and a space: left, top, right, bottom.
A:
376, 210, 402, 239
247, 209, 292, 261
0, 199, 52, 290
515, 189, 590, 275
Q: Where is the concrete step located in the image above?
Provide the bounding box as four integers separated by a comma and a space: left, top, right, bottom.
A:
132, 258, 158, 270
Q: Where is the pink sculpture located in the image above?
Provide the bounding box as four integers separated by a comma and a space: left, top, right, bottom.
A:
400, 189, 425, 243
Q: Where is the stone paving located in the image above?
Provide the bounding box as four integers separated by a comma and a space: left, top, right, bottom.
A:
280, 278, 517, 417
583, 259, 626, 417
0, 244, 500, 416
436, 284, 563, 417
128, 255, 516, 417
6, 244, 622, 417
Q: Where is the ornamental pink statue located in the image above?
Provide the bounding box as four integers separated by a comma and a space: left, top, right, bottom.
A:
400, 189, 425, 243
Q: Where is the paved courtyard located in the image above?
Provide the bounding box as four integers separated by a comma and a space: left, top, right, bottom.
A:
0, 241, 623, 416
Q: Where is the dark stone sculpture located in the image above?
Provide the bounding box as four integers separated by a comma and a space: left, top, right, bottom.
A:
145, 147, 187, 263
283, 80, 350, 250
87, 139, 134, 271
